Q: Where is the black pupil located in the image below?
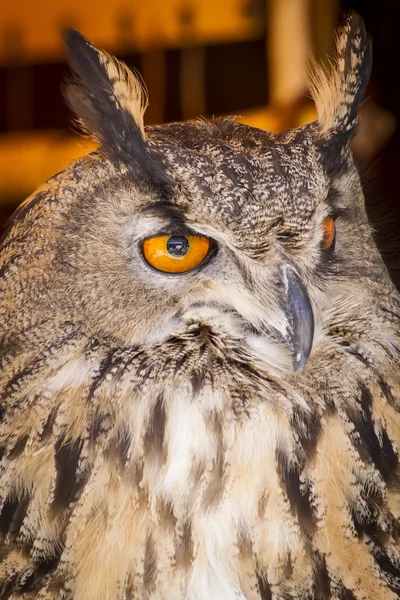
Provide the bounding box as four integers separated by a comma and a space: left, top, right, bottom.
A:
166, 236, 190, 257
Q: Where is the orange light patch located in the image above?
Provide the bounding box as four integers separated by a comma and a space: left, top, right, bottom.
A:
142, 235, 210, 273
322, 217, 336, 249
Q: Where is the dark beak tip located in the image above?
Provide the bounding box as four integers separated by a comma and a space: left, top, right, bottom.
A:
281, 265, 315, 375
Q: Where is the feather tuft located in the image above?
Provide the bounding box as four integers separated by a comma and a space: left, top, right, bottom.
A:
63, 29, 170, 188
308, 12, 372, 139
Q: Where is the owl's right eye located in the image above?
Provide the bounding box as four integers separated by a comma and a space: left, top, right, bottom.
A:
142, 235, 212, 273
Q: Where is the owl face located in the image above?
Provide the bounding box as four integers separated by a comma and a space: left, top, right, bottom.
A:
58, 113, 378, 382
4, 18, 384, 382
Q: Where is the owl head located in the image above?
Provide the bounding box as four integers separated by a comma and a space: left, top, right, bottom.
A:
3, 13, 394, 384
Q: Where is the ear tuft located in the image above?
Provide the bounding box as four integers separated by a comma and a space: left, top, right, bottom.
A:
308, 12, 372, 140
63, 29, 155, 171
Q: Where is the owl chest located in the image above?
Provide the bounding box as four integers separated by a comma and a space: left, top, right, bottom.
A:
78, 383, 306, 599
5, 354, 396, 600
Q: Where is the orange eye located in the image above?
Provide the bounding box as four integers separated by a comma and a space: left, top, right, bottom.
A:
142, 235, 211, 273
321, 217, 336, 249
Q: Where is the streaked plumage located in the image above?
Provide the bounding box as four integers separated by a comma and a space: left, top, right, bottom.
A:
0, 13, 399, 600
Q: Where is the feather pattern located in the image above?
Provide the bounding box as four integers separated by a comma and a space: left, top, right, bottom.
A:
0, 13, 399, 600
0, 306, 399, 599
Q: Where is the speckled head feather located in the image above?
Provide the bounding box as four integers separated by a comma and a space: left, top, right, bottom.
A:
0, 13, 399, 600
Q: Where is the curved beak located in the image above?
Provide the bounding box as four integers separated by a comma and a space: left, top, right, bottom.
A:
280, 264, 314, 374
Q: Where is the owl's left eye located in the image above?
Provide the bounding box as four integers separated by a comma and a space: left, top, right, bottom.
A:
321, 217, 336, 250
142, 235, 211, 273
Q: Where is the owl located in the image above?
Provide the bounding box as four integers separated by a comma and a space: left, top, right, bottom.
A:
0, 11, 399, 600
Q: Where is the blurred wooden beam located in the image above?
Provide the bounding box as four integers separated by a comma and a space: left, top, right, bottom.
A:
238, 102, 317, 132
0, 131, 96, 204
141, 48, 167, 124
0, 0, 265, 66
267, 0, 311, 107
180, 47, 206, 120
5, 66, 34, 129
311, 0, 339, 62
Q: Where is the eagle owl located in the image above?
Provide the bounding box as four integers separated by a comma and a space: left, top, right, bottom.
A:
0, 12, 399, 600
